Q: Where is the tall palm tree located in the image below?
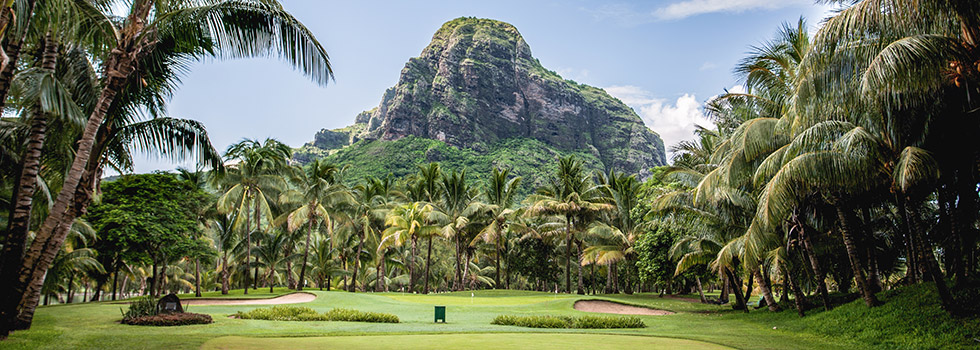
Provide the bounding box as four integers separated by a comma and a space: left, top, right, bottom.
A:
217, 138, 290, 294
379, 202, 440, 293
435, 168, 484, 292
3, 0, 333, 333
527, 156, 612, 294
474, 167, 521, 289
281, 160, 351, 291
347, 175, 397, 292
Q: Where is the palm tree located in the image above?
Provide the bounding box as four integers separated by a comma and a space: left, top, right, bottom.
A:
526, 156, 612, 294
281, 159, 350, 291
217, 138, 290, 294
253, 230, 296, 293
3, 0, 333, 333
206, 213, 237, 295
346, 175, 397, 292
380, 202, 440, 293
474, 167, 521, 289
435, 168, 484, 292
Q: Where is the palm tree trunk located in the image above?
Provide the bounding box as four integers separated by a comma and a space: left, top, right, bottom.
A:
351, 229, 364, 292
66, 273, 74, 304
799, 226, 832, 310
754, 269, 780, 311
743, 271, 754, 305
904, 198, 955, 311
504, 240, 511, 290
297, 221, 313, 291
221, 252, 230, 295
724, 268, 747, 312
6, 2, 151, 332
784, 264, 807, 317
565, 216, 572, 293
835, 204, 879, 307
453, 236, 462, 291
252, 202, 260, 291
244, 197, 252, 295
0, 33, 55, 329
719, 272, 729, 304
494, 245, 501, 289
576, 240, 585, 295
409, 237, 417, 293
423, 235, 433, 294
695, 276, 707, 303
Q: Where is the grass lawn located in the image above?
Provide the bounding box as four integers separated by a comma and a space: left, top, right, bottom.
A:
1, 284, 975, 349
201, 334, 733, 350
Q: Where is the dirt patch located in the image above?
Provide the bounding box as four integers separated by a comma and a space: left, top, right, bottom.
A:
182, 292, 316, 306
573, 300, 675, 315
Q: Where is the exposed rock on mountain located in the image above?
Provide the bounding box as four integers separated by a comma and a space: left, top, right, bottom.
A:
296, 17, 665, 182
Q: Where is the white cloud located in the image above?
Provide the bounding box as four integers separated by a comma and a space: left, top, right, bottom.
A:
605, 85, 714, 155
653, 0, 809, 20
699, 62, 718, 71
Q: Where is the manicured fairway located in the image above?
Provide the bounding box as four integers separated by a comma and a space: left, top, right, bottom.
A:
201, 334, 733, 350
2, 286, 972, 349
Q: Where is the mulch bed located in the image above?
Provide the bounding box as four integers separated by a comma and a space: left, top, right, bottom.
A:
121, 312, 213, 326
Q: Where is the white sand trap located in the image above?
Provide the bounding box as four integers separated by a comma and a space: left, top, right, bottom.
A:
183, 292, 316, 306
574, 300, 675, 315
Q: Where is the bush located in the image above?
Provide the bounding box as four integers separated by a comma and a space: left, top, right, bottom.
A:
491, 314, 645, 329
324, 308, 400, 323
122, 313, 212, 326
233, 306, 399, 323
121, 296, 157, 319
571, 315, 646, 329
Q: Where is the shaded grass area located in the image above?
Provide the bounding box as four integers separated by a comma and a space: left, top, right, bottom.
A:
0, 284, 975, 349
201, 334, 733, 350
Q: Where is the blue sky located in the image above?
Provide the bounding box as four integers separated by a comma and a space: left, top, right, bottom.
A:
131, 0, 836, 173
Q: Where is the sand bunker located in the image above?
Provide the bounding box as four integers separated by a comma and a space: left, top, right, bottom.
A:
574, 300, 675, 315
182, 292, 316, 306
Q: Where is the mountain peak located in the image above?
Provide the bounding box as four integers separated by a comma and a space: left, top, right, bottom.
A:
296, 18, 665, 182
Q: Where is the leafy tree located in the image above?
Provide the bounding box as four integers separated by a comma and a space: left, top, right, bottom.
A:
86, 173, 209, 298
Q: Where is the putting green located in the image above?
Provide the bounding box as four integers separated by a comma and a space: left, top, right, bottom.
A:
201, 333, 733, 350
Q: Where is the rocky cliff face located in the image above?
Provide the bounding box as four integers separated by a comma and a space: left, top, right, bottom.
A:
300, 17, 665, 175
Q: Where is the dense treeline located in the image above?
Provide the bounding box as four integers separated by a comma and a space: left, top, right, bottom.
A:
1, 0, 978, 342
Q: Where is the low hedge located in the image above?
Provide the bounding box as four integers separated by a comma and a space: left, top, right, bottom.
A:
491, 314, 645, 329
122, 312, 213, 326
233, 306, 399, 323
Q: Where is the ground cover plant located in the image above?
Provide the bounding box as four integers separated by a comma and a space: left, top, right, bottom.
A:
119, 296, 212, 327
234, 305, 399, 323
491, 314, 646, 329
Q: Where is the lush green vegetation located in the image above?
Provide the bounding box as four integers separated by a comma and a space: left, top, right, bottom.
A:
234, 305, 399, 323
1, 287, 976, 349
0, 0, 978, 348
491, 314, 646, 329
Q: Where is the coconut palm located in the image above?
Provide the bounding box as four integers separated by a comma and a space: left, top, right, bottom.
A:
4, 0, 333, 332
281, 160, 351, 291
217, 138, 291, 294
474, 167, 521, 289
526, 156, 612, 294
379, 202, 440, 293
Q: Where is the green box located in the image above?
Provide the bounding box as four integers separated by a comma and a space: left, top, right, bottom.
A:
434, 306, 446, 323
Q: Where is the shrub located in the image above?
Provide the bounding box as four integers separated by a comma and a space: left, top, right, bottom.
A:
324, 308, 400, 323
121, 296, 157, 320
491, 314, 645, 329
234, 306, 326, 321
571, 315, 646, 329
233, 306, 398, 323
122, 313, 212, 326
